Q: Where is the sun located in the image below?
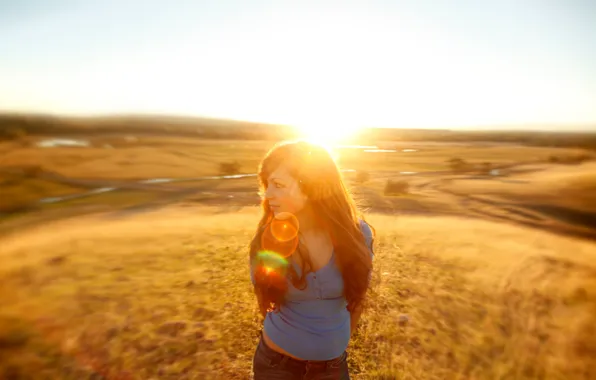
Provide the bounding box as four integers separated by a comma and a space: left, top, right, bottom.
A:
293, 121, 363, 147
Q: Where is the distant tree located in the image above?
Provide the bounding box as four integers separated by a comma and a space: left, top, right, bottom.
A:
219, 161, 241, 175
1, 127, 27, 140
21, 165, 44, 177
447, 157, 469, 173
574, 153, 594, 164
354, 170, 370, 184
549, 153, 593, 165
384, 179, 409, 195
0, 200, 35, 215
480, 162, 492, 175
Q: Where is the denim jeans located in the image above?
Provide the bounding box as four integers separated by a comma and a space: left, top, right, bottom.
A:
252, 334, 350, 380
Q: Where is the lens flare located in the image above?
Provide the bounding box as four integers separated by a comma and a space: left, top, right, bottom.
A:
271, 212, 299, 242
254, 212, 299, 294
256, 250, 289, 271
261, 212, 300, 258
253, 250, 290, 291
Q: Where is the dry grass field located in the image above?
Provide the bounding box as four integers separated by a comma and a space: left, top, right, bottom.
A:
441, 162, 596, 211
0, 136, 588, 180
0, 138, 269, 180
1, 135, 593, 220
2, 132, 596, 379
1, 207, 595, 379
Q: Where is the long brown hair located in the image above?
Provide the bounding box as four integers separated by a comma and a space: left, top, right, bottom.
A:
249, 140, 374, 315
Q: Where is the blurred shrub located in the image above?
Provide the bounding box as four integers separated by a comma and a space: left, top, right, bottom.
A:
0, 201, 34, 215
548, 154, 593, 165
1, 127, 27, 140
447, 157, 470, 173
20, 165, 44, 178
384, 179, 409, 195
479, 162, 493, 175
354, 170, 370, 184
572, 153, 594, 163
219, 161, 241, 175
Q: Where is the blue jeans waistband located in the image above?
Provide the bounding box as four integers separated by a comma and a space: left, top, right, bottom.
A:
257, 332, 347, 371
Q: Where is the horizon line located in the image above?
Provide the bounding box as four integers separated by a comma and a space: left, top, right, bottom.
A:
1, 109, 595, 133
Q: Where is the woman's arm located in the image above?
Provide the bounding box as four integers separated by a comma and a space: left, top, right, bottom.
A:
350, 304, 364, 336
255, 290, 268, 318
351, 219, 374, 336
250, 257, 268, 318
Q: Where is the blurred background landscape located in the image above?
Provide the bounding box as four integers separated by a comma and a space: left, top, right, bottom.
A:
1, 1, 596, 379
1, 113, 596, 241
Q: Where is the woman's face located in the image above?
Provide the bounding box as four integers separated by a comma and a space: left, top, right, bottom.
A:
264, 164, 308, 216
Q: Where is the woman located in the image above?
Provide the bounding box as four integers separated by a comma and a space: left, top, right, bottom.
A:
249, 140, 375, 379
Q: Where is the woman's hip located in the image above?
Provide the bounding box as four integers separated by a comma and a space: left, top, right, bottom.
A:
252, 332, 350, 380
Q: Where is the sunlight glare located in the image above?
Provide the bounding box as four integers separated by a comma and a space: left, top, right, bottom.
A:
294, 120, 363, 148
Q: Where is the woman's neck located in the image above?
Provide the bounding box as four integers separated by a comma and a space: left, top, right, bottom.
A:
295, 205, 319, 233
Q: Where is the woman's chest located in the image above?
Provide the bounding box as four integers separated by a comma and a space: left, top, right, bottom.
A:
286, 261, 344, 301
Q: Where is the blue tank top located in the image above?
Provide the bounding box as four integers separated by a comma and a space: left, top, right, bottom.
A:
250, 220, 374, 360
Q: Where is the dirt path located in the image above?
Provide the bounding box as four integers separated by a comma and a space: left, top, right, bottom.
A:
431, 180, 596, 241
3, 163, 596, 243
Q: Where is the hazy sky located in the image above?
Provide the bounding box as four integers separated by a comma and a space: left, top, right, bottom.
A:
1, 0, 595, 130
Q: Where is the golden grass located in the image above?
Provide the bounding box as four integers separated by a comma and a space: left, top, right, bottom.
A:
1, 136, 592, 222
0, 138, 272, 180
444, 162, 596, 212
0, 174, 86, 212
1, 207, 595, 379
1, 137, 587, 181
40, 190, 162, 210
336, 145, 588, 173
